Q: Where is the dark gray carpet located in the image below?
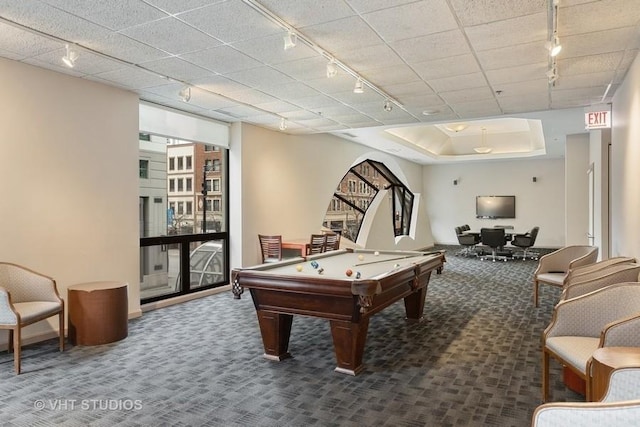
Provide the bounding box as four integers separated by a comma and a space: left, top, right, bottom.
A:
0, 246, 581, 426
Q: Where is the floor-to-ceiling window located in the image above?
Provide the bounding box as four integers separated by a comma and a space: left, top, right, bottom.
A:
139, 134, 229, 303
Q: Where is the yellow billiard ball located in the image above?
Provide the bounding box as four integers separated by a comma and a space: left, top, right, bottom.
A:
296, 265, 303, 272
358, 254, 364, 261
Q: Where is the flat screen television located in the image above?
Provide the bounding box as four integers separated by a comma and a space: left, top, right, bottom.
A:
476, 195, 516, 219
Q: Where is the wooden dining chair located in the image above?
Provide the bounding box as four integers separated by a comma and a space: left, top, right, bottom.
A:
258, 234, 282, 263
307, 234, 327, 255
324, 232, 340, 252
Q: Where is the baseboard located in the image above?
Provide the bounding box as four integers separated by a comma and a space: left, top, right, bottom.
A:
140, 285, 232, 313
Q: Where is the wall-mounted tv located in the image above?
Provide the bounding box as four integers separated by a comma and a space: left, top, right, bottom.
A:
476, 195, 516, 219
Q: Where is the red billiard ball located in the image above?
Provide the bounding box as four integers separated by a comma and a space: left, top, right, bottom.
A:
345, 269, 353, 277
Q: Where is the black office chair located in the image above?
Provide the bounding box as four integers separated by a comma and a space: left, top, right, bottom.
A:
455, 226, 477, 257
511, 226, 540, 260
480, 228, 509, 262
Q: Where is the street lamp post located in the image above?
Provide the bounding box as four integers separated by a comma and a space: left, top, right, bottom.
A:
201, 164, 208, 233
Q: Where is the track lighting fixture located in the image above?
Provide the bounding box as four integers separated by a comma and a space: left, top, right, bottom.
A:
279, 117, 287, 131
353, 78, 364, 94
546, 67, 558, 84
546, 36, 562, 57
283, 31, 296, 50
62, 44, 78, 68
383, 100, 393, 112
179, 86, 191, 102
326, 60, 337, 78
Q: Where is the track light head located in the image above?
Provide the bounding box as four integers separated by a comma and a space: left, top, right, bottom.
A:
62, 44, 78, 68
353, 78, 364, 94
279, 117, 287, 131
546, 36, 562, 57
546, 67, 558, 84
179, 86, 191, 102
326, 60, 338, 78
283, 31, 296, 50
383, 100, 393, 112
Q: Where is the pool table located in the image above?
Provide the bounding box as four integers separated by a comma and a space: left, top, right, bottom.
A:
231, 248, 445, 375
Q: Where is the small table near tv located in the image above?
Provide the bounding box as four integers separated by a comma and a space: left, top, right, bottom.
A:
232, 248, 445, 375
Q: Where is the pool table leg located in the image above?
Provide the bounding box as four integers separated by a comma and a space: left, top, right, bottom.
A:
330, 318, 370, 375
404, 286, 428, 322
256, 310, 293, 361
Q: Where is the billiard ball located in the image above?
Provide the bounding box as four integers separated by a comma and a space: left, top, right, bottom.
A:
318, 267, 324, 275
345, 269, 353, 277
310, 260, 319, 269
357, 254, 364, 261
296, 265, 303, 272
394, 263, 400, 268
374, 251, 380, 256
355, 271, 361, 279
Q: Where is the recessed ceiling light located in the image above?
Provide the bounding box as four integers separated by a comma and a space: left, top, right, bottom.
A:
444, 123, 468, 132
422, 109, 440, 116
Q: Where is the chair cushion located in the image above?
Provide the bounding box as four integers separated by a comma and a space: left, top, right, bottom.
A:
546, 336, 600, 373
537, 272, 566, 286
13, 301, 62, 324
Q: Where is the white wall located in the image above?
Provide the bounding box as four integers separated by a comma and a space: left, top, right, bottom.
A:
565, 133, 590, 245
230, 123, 435, 268
589, 129, 610, 257
610, 54, 640, 258
423, 158, 565, 247
0, 59, 140, 344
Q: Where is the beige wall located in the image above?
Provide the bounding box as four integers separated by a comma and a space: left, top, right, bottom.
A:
229, 123, 435, 268
610, 54, 640, 258
423, 158, 566, 247
0, 59, 141, 345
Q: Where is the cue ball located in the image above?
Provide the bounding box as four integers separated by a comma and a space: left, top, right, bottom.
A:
345, 269, 353, 277
296, 265, 303, 272
374, 251, 380, 256
394, 263, 400, 268
358, 254, 364, 261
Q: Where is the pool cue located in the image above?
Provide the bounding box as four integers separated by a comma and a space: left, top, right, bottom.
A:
352, 251, 442, 267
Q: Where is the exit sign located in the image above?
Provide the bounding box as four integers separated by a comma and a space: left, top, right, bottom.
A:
585, 110, 611, 129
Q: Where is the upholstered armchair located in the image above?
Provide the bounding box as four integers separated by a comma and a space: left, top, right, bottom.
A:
533, 245, 599, 307
561, 263, 640, 301
542, 282, 640, 402
563, 256, 636, 286
0, 262, 64, 374
533, 367, 640, 426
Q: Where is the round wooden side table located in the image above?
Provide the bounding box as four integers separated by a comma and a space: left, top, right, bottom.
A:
590, 346, 640, 401
68, 281, 128, 346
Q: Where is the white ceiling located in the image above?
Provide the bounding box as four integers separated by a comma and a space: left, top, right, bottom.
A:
1, 0, 638, 164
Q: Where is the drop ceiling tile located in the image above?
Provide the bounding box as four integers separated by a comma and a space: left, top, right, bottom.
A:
177, 0, 281, 43
363, 0, 457, 42
220, 89, 279, 106
27, 47, 125, 75
397, 94, 446, 108
291, 94, 341, 110
216, 104, 269, 118
21, 57, 85, 77
139, 57, 213, 80
391, 30, 471, 63
560, 0, 640, 36
451, 99, 502, 116
40, 0, 168, 31
486, 63, 548, 86
92, 66, 169, 89
412, 54, 482, 80
282, 110, 322, 120
0, 23, 62, 57
181, 45, 262, 74
558, 51, 625, 76
333, 114, 378, 126
464, 12, 547, 52
189, 75, 252, 95
144, 0, 226, 14
302, 16, 385, 54
345, 0, 417, 14
337, 43, 405, 71
257, 0, 356, 28
450, 0, 546, 26
498, 94, 550, 114
231, 34, 317, 65
258, 81, 321, 99
313, 105, 360, 117
560, 27, 638, 59
439, 86, 495, 104
85, 32, 170, 64
551, 87, 604, 108
476, 41, 548, 71
331, 89, 385, 106
356, 102, 417, 121
225, 66, 293, 89
556, 71, 616, 91
427, 72, 488, 93
381, 81, 436, 97
273, 56, 330, 81
120, 17, 222, 55
295, 117, 341, 128
492, 79, 549, 98
361, 64, 421, 87
250, 100, 299, 114
305, 74, 357, 95
0, 47, 23, 60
